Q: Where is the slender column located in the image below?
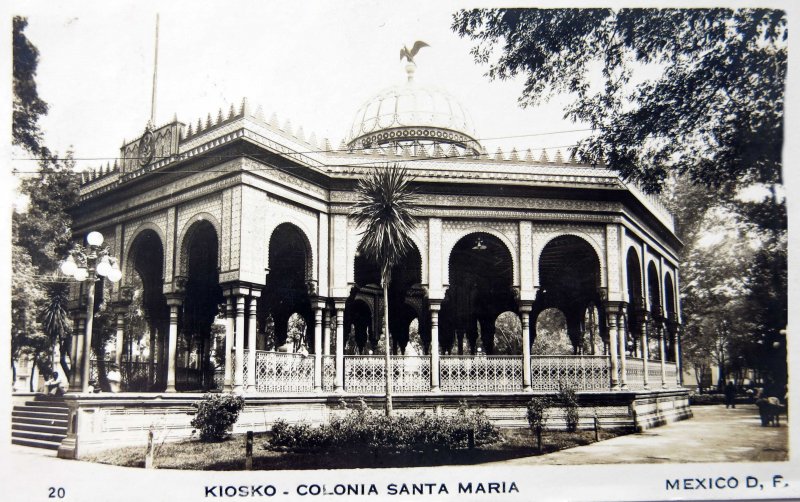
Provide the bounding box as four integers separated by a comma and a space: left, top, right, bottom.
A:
334, 302, 345, 392
322, 309, 331, 356
641, 316, 650, 389
658, 321, 667, 388
81, 278, 98, 393
165, 298, 182, 392
69, 316, 85, 392
223, 296, 234, 391
618, 310, 628, 389
429, 303, 441, 392
520, 305, 532, 391
246, 296, 258, 392
114, 309, 126, 367
607, 306, 620, 390
234, 295, 246, 393
673, 323, 682, 385
313, 306, 323, 392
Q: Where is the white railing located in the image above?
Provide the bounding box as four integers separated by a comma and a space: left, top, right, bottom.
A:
664, 362, 680, 388
322, 355, 336, 392
440, 355, 523, 393
249, 350, 315, 393
343, 355, 431, 394
530, 355, 611, 391
648, 362, 663, 385
624, 357, 646, 390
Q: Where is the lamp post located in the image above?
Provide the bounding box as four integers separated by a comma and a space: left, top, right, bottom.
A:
60, 231, 122, 392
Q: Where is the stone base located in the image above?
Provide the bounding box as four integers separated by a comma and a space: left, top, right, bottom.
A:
48, 389, 691, 459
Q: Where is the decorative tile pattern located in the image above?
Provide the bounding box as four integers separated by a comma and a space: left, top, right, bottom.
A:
440, 356, 523, 393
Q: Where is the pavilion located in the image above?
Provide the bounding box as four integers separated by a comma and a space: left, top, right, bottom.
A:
13, 58, 691, 458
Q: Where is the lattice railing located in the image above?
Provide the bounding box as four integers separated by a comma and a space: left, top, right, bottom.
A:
392, 356, 431, 393
648, 363, 663, 385
322, 355, 335, 392
344, 356, 385, 393
440, 356, 523, 392
624, 357, 646, 390
530, 355, 611, 391
252, 351, 314, 393
664, 362, 680, 388
242, 349, 249, 386
343, 355, 432, 394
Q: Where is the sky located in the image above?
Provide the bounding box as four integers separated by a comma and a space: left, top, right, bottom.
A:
10, 0, 593, 174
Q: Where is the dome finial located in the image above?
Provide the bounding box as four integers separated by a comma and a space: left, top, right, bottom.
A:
400, 40, 429, 82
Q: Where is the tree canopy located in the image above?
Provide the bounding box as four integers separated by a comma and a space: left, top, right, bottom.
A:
13, 16, 49, 158
452, 8, 786, 198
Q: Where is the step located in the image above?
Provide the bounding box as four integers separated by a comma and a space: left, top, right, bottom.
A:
11, 416, 68, 427
15, 405, 69, 414
12, 430, 67, 443
11, 437, 61, 451
26, 400, 69, 409
12, 423, 67, 435
12, 410, 69, 420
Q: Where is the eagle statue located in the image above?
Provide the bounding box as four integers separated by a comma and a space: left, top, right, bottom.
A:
400, 41, 430, 64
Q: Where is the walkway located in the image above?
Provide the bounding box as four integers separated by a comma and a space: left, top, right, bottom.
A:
493, 404, 788, 465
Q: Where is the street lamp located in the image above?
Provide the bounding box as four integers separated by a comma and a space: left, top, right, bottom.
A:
60, 231, 122, 392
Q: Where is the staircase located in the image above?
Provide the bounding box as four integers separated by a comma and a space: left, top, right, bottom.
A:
11, 396, 69, 450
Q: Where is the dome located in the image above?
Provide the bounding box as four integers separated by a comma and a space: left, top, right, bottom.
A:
346, 65, 482, 154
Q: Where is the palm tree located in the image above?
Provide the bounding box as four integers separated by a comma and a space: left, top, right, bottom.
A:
41, 282, 72, 378
351, 164, 418, 416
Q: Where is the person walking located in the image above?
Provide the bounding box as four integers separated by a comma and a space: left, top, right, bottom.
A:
724, 380, 737, 409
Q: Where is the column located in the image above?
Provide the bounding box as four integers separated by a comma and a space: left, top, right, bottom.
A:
314, 306, 323, 392
334, 302, 345, 392
246, 295, 258, 392
114, 308, 126, 367
223, 296, 234, 391
69, 316, 85, 392
234, 295, 246, 393
673, 323, 682, 386
165, 298, 182, 392
658, 321, 667, 388
323, 309, 331, 356
641, 316, 650, 389
520, 305, 532, 392
606, 306, 619, 390
81, 278, 98, 393
618, 310, 628, 389
429, 303, 441, 392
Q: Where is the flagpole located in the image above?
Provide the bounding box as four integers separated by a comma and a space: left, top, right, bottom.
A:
150, 14, 159, 125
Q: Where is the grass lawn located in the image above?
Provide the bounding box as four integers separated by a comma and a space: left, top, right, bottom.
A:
82, 428, 628, 470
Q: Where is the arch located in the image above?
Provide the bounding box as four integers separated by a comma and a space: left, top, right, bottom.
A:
626, 247, 643, 302
267, 222, 314, 281
647, 261, 661, 318
443, 226, 518, 286
494, 311, 522, 355
178, 215, 221, 277
535, 231, 605, 288
538, 234, 601, 298
664, 272, 676, 320
350, 229, 426, 288
123, 222, 167, 287
532, 308, 572, 355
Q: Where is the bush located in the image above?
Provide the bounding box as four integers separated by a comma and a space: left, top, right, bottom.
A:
268, 400, 501, 452
526, 396, 551, 451
190, 393, 245, 442
558, 387, 579, 432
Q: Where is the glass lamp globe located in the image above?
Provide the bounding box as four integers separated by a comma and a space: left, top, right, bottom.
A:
96, 256, 112, 276
73, 267, 89, 281
107, 267, 122, 283
60, 255, 77, 276
86, 231, 104, 247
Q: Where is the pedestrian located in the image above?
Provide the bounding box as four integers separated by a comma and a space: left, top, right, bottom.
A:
724, 380, 736, 409
45, 371, 67, 396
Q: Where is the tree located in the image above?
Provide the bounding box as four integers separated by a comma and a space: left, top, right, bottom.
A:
351, 165, 418, 416
452, 9, 786, 202
494, 312, 522, 355
13, 16, 49, 158
40, 282, 72, 377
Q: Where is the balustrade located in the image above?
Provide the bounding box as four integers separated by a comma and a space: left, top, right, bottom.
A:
529, 355, 611, 391
440, 355, 523, 393
89, 353, 680, 395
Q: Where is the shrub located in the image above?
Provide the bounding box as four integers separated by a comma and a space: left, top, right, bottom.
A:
526, 396, 551, 451
267, 401, 501, 452
558, 387, 579, 432
190, 393, 245, 442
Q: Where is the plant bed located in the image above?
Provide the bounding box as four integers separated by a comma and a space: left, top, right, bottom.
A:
81, 427, 628, 470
